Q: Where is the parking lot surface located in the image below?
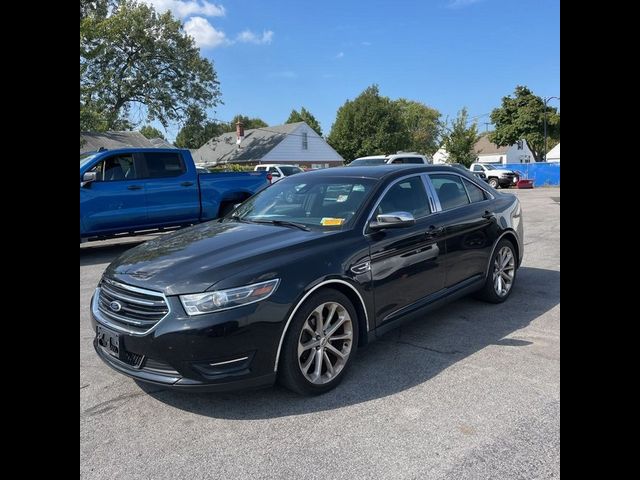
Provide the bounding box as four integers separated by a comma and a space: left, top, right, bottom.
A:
80, 187, 560, 480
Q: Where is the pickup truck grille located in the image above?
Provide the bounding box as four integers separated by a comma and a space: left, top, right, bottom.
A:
97, 278, 169, 333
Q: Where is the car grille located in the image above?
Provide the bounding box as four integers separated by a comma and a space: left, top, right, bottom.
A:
97, 278, 169, 333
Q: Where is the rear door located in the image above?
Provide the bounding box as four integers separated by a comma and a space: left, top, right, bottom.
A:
427, 173, 498, 287
142, 151, 200, 224
367, 175, 446, 326
80, 153, 147, 235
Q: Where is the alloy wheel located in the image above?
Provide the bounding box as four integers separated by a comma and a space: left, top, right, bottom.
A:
297, 302, 353, 384
493, 246, 515, 297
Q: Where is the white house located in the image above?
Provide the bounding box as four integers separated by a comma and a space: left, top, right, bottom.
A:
432, 147, 450, 164
474, 135, 535, 164
193, 121, 344, 169
546, 143, 560, 162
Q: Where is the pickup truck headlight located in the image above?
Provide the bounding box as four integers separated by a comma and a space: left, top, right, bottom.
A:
180, 279, 280, 316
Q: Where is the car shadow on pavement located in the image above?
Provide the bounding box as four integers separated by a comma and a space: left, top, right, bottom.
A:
140, 266, 559, 419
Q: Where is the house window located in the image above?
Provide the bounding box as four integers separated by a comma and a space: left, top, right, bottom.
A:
302, 132, 308, 150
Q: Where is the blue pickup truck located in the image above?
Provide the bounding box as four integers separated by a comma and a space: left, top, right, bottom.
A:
80, 148, 270, 241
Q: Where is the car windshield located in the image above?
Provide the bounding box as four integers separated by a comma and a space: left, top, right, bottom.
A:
348, 158, 387, 166
80, 153, 98, 167
279, 166, 303, 176
228, 177, 376, 230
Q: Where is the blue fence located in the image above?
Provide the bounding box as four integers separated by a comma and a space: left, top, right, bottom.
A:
503, 162, 560, 186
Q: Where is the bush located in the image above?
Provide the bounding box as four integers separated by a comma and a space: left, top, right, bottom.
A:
207, 163, 253, 172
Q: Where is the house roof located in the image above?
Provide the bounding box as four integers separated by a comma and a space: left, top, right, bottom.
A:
80, 131, 156, 153
193, 122, 304, 164
474, 135, 509, 155
149, 137, 176, 149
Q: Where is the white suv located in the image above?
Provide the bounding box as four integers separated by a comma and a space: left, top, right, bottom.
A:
348, 152, 431, 166
254, 164, 304, 182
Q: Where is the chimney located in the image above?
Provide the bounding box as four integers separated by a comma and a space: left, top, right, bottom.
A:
236, 120, 245, 148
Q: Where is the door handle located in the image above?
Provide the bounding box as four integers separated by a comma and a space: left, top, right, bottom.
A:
425, 225, 444, 237
181, 181, 194, 187
482, 210, 495, 220
127, 185, 143, 190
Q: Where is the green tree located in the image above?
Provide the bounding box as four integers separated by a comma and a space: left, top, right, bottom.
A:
80, 0, 221, 132
229, 114, 268, 130
489, 85, 560, 161
442, 108, 480, 167
327, 85, 409, 162
394, 98, 441, 155
175, 105, 225, 149
285, 107, 323, 136
139, 125, 165, 139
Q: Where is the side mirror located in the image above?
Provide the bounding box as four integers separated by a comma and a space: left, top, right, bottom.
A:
369, 211, 415, 231
81, 171, 97, 187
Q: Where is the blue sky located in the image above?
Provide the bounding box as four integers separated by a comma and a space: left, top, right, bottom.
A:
142, 0, 560, 141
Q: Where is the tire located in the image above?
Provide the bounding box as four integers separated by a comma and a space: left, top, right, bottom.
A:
475, 239, 518, 303
278, 289, 359, 395
488, 177, 499, 189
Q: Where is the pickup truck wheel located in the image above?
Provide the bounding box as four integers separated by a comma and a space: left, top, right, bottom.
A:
278, 289, 358, 395
488, 177, 499, 189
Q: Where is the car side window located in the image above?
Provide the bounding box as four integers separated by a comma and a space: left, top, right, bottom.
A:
462, 178, 487, 203
404, 157, 424, 164
143, 152, 186, 178
90, 154, 137, 181
377, 176, 431, 218
429, 174, 470, 210
472, 164, 482, 172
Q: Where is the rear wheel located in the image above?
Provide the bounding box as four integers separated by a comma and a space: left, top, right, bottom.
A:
488, 177, 499, 189
278, 289, 358, 395
476, 239, 517, 303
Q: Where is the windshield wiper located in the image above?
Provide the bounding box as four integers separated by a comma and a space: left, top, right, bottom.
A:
251, 219, 311, 231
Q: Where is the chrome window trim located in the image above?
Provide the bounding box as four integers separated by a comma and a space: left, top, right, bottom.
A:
362, 173, 434, 235
422, 174, 442, 212
93, 279, 172, 336
273, 279, 369, 372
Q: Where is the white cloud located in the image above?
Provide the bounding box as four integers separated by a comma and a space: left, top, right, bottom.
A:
141, 0, 226, 19
236, 30, 274, 45
336, 51, 344, 59
447, 0, 483, 8
268, 71, 297, 79
184, 17, 228, 48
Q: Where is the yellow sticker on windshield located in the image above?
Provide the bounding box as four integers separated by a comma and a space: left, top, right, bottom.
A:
321, 217, 345, 226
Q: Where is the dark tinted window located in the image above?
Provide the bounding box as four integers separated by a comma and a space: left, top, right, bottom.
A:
377, 176, 430, 218
462, 178, 487, 203
144, 152, 186, 178
279, 166, 302, 176
472, 164, 483, 172
91, 154, 137, 181
430, 174, 470, 210
403, 157, 425, 164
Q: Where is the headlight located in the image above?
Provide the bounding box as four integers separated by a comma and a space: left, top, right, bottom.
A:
180, 279, 280, 316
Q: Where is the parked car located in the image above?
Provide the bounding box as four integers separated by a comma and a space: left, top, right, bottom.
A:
469, 163, 519, 189
90, 165, 523, 395
254, 164, 304, 182
448, 163, 488, 182
348, 152, 431, 166
80, 148, 270, 242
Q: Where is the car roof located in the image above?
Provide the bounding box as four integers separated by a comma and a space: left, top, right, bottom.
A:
298, 164, 478, 181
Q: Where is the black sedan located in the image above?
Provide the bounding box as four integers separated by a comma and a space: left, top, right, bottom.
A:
91, 165, 524, 395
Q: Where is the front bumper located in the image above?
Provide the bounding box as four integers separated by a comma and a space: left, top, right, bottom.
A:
499, 174, 519, 187
90, 289, 286, 391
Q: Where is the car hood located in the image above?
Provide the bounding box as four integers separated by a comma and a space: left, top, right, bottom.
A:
104, 220, 326, 295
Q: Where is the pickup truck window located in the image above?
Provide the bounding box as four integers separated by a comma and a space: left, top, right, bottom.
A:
90, 154, 137, 181
143, 152, 186, 178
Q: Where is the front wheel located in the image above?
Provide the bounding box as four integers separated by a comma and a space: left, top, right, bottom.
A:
488, 177, 500, 189
476, 239, 517, 303
278, 289, 359, 395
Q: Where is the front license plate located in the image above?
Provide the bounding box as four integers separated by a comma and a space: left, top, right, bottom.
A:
97, 325, 120, 358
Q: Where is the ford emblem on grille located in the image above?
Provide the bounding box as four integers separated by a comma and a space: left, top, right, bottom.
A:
109, 301, 122, 312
